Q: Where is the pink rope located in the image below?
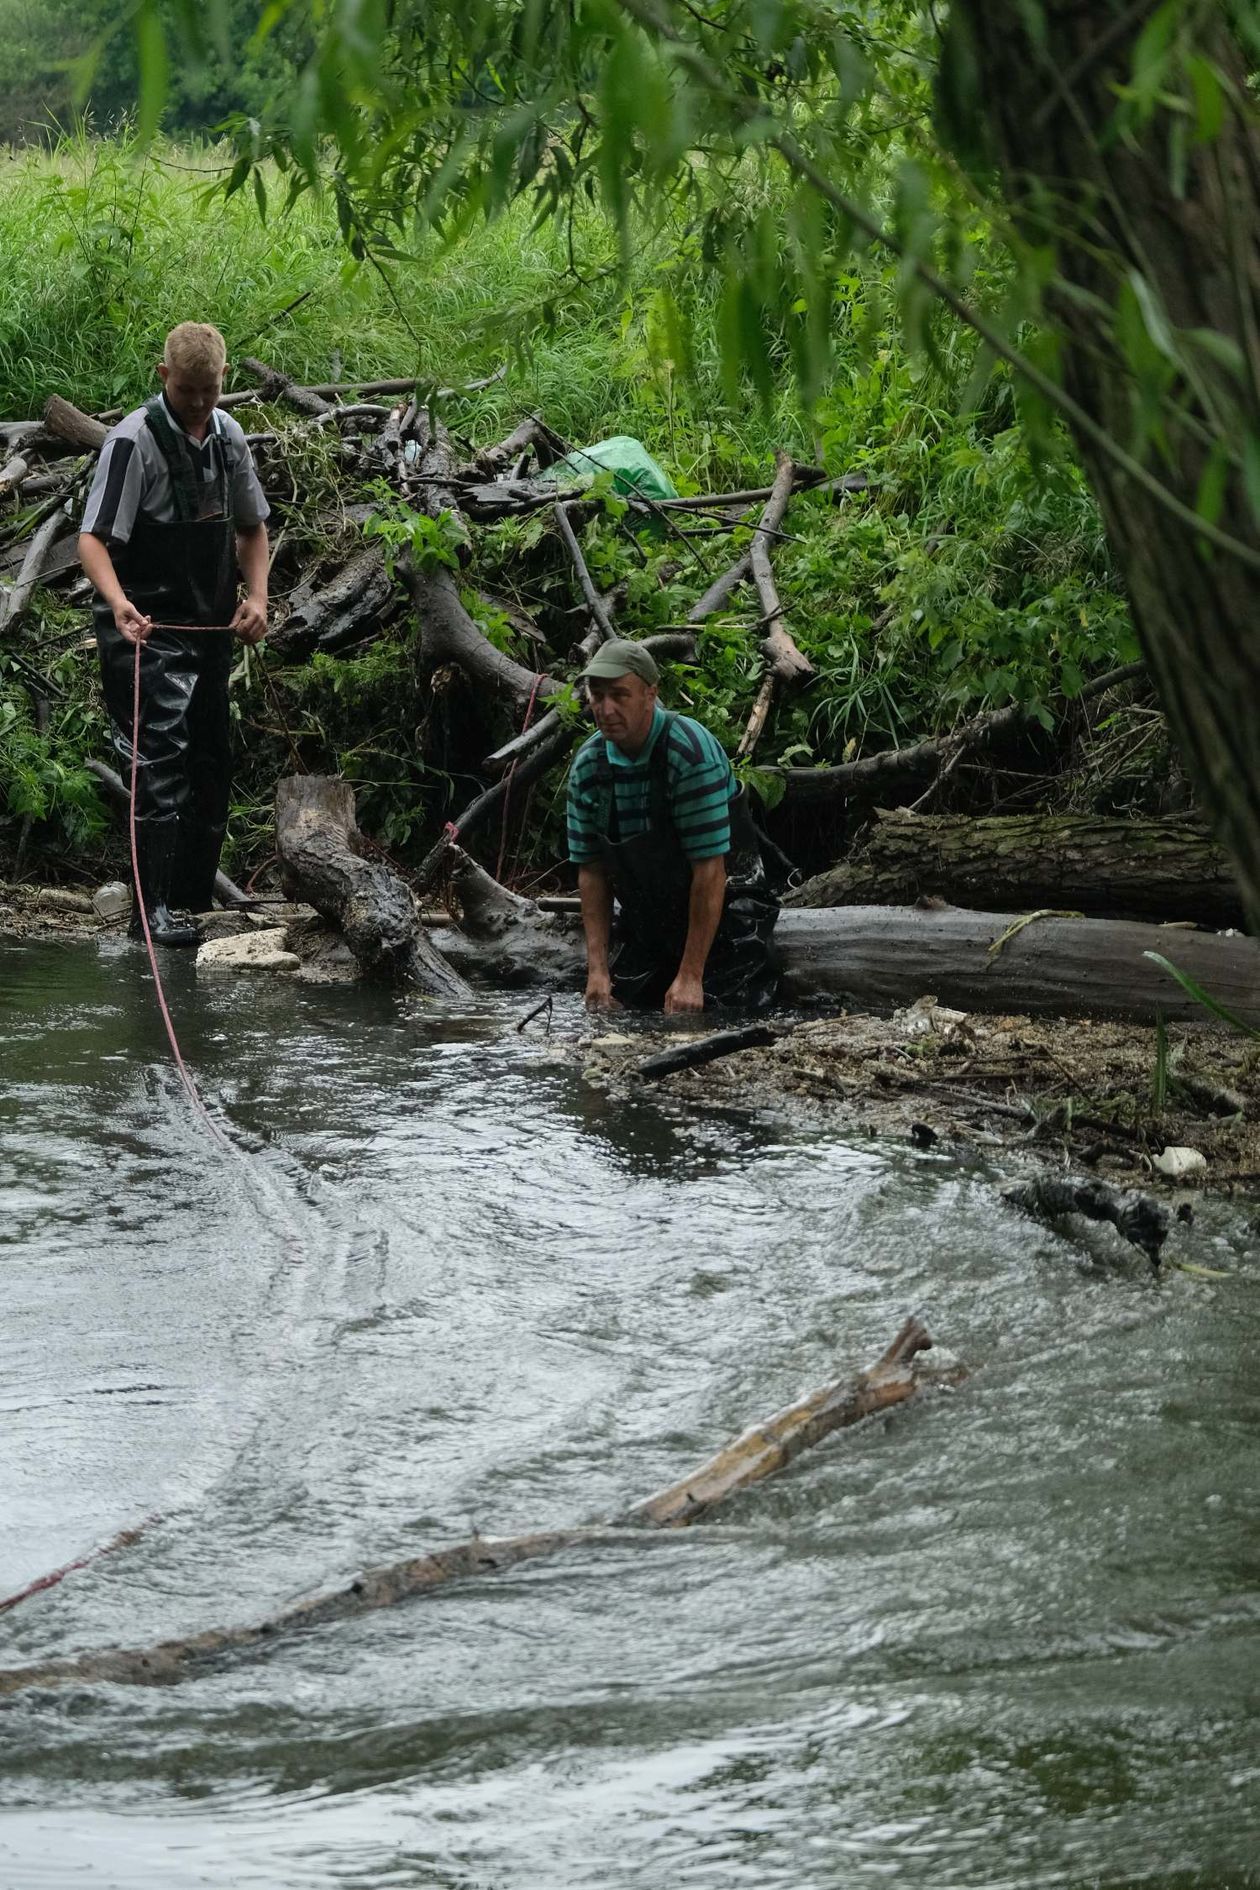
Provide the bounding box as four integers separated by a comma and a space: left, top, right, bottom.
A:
3, 621, 241, 1616
0, 1515, 161, 1616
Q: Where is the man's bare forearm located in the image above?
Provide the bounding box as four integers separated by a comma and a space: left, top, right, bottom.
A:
236, 524, 269, 607
578, 863, 613, 975
78, 533, 126, 612
678, 856, 726, 981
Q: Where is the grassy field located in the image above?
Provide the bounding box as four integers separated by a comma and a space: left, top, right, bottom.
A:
0, 138, 1145, 880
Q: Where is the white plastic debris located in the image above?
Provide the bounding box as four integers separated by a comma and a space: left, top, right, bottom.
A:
92, 880, 131, 922
1153, 1145, 1208, 1182
893, 994, 971, 1041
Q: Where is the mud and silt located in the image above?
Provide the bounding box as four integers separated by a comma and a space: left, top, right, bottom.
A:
572, 1004, 1260, 1200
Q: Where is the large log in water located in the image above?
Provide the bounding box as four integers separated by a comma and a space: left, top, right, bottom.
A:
427, 870, 1260, 1027
789, 809, 1244, 929
777, 904, 1260, 1027
274, 774, 469, 997
0, 1318, 950, 1695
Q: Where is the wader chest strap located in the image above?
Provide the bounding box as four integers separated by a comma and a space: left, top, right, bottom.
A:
143, 398, 228, 524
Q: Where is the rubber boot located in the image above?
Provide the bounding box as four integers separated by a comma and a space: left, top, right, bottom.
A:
172, 819, 227, 915
128, 820, 201, 948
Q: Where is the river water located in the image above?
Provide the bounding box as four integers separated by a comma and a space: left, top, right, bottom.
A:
1, 938, 1257, 1889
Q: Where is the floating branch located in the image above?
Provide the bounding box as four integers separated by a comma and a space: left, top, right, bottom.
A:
0, 1318, 955, 1696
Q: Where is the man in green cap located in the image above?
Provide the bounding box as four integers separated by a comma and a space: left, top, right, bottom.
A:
566, 639, 779, 1012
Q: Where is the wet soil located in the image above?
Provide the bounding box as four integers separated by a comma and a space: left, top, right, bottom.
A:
573, 1000, 1260, 1200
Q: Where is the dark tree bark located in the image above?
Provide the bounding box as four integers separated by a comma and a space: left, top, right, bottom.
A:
949, 4, 1260, 929
274, 774, 469, 997
269, 546, 397, 658
788, 809, 1245, 928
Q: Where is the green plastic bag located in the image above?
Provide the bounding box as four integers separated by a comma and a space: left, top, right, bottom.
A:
541, 435, 679, 502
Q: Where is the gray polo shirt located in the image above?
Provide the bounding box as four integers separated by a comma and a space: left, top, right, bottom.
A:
80, 394, 270, 544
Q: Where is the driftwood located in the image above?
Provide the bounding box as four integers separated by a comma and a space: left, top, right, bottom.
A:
412, 566, 558, 721
0, 1317, 951, 1695
239, 356, 335, 418
274, 773, 469, 997
554, 500, 617, 642
0, 451, 29, 496
216, 368, 508, 411
788, 808, 1245, 929
736, 451, 816, 759
0, 499, 73, 631
627, 1316, 944, 1525
775, 903, 1260, 1026
637, 1024, 779, 1082
270, 545, 397, 659
41, 395, 109, 454
473, 412, 569, 476
1005, 1176, 1170, 1269
413, 865, 1260, 1027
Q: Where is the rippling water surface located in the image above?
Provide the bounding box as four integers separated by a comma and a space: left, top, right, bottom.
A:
1, 938, 1258, 1888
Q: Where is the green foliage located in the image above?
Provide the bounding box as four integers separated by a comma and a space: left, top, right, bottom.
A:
0, 637, 111, 852
0, 0, 310, 144
0, 135, 1140, 874
363, 495, 469, 576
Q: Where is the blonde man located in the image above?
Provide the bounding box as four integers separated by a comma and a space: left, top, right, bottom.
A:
79, 323, 270, 946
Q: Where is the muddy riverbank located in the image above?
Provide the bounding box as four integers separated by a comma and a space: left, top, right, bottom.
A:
573, 1007, 1260, 1204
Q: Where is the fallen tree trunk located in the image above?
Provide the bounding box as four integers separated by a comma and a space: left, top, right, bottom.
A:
788, 809, 1245, 929
275, 773, 469, 997
775, 904, 1260, 1026
421, 868, 1260, 1026
0, 1317, 951, 1694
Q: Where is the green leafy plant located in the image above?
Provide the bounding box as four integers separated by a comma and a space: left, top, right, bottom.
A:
1143, 951, 1260, 1042
363, 496, 469, 577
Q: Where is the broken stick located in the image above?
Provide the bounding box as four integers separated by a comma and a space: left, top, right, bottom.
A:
0, 1318, 955, 1695
637, 1023, 779, 1082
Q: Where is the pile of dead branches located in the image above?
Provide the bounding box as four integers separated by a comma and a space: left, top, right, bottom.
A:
1, 358, 866, 886
6, 358, 1230, 933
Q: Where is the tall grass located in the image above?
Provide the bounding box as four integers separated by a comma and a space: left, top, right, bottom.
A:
0, 130, 814, 480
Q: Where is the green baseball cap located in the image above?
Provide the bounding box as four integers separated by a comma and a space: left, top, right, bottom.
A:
580, 639, 660, 684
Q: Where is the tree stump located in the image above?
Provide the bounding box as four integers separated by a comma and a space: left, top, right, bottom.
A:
274, 774, 469, 997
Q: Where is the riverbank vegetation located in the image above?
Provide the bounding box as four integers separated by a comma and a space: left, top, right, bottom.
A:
1, 133, 1149, 891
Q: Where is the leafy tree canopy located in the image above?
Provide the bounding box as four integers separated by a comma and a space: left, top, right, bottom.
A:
109, 2, 1260, 570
